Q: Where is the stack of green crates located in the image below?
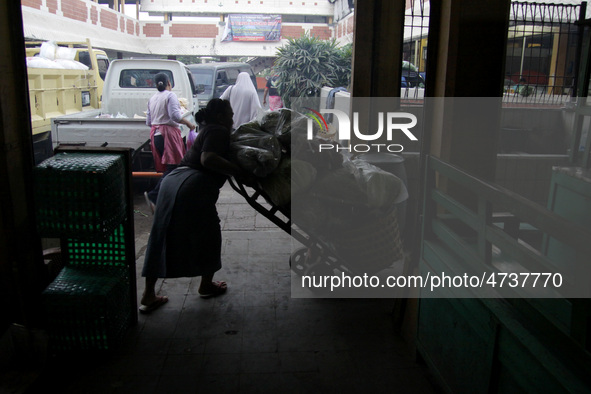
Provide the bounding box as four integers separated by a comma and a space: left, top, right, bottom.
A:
35, 152, 133, 353
34, 152, 126, 238
64, 223, 128, 271
42, 267, 129, 351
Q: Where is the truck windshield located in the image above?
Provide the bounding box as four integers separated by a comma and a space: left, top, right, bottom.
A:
189, 69, 213, 94
97, 57, 109, 81
119, 69, 175, 89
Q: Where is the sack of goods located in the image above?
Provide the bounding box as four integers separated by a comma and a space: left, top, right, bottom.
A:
229, 108, 408, 212
27, 40, 88, 70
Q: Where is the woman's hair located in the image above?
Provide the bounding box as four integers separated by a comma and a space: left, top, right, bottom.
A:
181, 98, 232, 168
155, 73, 169, 92
195, 98, 232, 125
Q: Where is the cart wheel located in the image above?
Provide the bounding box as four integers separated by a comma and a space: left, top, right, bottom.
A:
290, 247, 309, 276
304, 260, 334, 277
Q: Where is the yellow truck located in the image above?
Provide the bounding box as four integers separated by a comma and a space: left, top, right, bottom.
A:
25, 39, 110, 163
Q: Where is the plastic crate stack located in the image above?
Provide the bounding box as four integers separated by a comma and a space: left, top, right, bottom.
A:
35, 152, 134, 353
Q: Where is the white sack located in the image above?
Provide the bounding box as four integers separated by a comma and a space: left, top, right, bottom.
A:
39, 41, 57, 60
26, 57, 65, 69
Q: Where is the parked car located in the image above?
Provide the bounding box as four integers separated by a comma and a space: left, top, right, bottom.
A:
187, 62, 257, 108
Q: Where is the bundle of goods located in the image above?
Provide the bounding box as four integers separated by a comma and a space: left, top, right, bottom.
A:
229, 121, 281, 177
229, 108, 406, 211
229, 108, 408, 272
26, 41, 89, 70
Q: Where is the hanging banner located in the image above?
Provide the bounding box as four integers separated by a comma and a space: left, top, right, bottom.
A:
221, 14, 282, 42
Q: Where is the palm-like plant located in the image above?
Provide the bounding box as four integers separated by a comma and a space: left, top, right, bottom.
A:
274, 34, 352, 108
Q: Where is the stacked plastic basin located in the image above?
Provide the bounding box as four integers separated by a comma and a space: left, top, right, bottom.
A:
34, 152, 133, 353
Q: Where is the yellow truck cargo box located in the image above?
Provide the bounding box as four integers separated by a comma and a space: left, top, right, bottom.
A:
28, 67, 99, 135
25, 39, 110, 163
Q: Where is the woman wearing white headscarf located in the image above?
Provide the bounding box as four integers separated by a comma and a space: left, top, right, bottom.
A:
220, 72, 261, 128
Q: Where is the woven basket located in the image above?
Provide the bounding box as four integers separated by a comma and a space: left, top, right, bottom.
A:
34, 152, 126, 239
330, 207, 404, 274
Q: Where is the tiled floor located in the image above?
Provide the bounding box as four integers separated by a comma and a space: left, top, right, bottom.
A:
29, 184, 439, 393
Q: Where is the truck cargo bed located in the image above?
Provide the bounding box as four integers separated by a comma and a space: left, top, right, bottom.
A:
51, 110, 150, 152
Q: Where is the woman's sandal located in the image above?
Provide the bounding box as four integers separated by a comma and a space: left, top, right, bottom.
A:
199, 281, 227, 299
139, 295, 169, 314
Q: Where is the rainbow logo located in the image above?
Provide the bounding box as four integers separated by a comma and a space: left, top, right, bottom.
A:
303, 107, 328, 134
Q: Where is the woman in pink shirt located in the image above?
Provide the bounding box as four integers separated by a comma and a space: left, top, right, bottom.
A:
144, 73, 196, 213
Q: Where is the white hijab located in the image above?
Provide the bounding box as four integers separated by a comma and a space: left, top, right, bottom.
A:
220, 72, 261, 128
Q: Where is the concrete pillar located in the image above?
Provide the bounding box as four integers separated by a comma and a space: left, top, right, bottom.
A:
425, 0, 511, 183
349, 0, 406, 147
548, 29, 570, 95
350, 0, 406, 98
0, 1, 46, 330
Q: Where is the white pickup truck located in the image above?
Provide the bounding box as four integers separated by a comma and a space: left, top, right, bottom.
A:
51, 59, 198, 167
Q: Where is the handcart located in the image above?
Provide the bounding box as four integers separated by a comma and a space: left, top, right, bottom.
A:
227, 177, 404, 278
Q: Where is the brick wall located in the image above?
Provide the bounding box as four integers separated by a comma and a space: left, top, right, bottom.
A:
21, 0, 42, 9
90, 5, 98, 25
310, 25, 331, 40
127, 19, 135, 35
282, 25, 304, 39
46, 0, 58, 14
100, 8, 118, 31
169, 24, 218, 38
335, 14, 354, 39
337, 15, 352, 39
143, 23, 164, 38
21, 0, 339, 48
61, 0, 87, 22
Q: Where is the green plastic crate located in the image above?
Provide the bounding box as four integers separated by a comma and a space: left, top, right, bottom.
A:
34, 152, 126, 239
64, 223, 129, 270
41, 267, 131, 352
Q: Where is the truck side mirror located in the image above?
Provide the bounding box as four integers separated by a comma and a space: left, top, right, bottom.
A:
196, 84, 205, 94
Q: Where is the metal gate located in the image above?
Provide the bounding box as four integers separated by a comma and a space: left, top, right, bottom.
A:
504, 1, 584, 105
